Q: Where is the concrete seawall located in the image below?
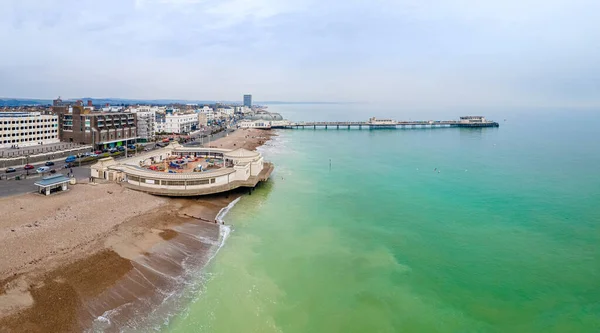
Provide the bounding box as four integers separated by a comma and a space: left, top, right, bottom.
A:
0, 146, 92, 169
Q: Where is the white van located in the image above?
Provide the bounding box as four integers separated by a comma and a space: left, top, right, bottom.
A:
36, 166, 50, 173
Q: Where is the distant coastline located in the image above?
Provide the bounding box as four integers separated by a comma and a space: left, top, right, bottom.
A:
0, 97, 357, 107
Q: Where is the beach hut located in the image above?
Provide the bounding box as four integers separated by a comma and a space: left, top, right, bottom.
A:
34, 174, 71, 196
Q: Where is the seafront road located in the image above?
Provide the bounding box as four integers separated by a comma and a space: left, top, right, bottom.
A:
0, 164, 90, 197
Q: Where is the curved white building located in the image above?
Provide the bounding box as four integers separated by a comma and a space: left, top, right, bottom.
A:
91, 143, 273, 196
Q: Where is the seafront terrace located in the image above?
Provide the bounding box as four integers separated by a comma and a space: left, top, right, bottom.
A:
116, 162, 274, 196
91, 143, 273, 196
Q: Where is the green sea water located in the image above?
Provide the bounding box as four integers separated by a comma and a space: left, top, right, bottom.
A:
166, 107, 600, 332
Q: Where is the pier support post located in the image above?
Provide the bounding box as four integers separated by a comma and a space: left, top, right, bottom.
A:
359, 125, 362, 129
348, 125, 350, 130
325, 125, 328, 130
337, 125, 339, 129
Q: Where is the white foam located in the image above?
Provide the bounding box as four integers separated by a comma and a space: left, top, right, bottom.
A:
257, 133, 289, 157
90, 302, 132, 332
214, 196, 240, 252
90, 159, 249, 332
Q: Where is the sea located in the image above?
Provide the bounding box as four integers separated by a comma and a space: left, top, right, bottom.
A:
151, 105, 600, 332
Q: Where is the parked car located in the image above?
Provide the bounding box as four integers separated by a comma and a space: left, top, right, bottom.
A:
89, 153, 98, 158
94, 150, 102, 155
36, 166, 50, 173
102, 148, 109, 153
109, 148, 118, 153
5, 167, 16, 173
128, 144, 136, 150
45, 161, 55, 166
117, 146, 125, 152
65, 156, 77, 163
24, 164, 34, 170
50, 169, 56, 174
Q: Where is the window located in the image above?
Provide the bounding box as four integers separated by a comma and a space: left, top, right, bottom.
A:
187, 179, 209, 185
165, 180, 185, 186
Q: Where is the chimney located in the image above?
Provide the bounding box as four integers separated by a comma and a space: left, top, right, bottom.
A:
76, 100, 83, 106
87, 100, 93, 107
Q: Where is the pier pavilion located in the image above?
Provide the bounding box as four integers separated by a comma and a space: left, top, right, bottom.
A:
91, 143, 273, 196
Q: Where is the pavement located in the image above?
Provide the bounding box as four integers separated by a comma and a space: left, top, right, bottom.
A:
0, 142, 89, 158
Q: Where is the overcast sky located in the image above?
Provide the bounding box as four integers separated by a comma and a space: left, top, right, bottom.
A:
1, 0, 599, 108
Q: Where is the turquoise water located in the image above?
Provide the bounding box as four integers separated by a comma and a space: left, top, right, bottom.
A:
166, 107, 600, 332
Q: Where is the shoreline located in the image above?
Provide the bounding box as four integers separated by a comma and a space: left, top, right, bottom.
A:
0, 128, 274, 332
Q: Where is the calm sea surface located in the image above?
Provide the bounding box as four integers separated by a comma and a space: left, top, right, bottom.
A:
164, 105, 600, 332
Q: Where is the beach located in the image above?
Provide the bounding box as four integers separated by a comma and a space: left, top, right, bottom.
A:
0, 128, 273, 332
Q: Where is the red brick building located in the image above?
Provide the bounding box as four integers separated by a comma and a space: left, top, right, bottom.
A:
52, 105, 137, 149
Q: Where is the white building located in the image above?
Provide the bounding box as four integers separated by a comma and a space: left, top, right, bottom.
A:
101, 106, 125, 112
217, 107, 234, 117
157, 113, 198, 134
91, 144, 273, 196
197, 113, 208, 127
129, 108, 156, 142
0, 112, 60, 148
238, 120, 271, 129
202, 109, 215, 122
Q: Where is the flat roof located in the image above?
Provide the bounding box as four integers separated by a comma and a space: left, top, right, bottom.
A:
34, 174, 70, 187
0, 112, 47, 117
112, 164, 236, 180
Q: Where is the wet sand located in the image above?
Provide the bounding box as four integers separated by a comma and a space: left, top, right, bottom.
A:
0, 128, 273, 332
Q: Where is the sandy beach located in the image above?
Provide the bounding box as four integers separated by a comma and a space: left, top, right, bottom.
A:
0, 128, 273, 332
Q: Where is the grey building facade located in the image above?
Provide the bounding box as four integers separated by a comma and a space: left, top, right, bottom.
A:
243, 94, 252, 107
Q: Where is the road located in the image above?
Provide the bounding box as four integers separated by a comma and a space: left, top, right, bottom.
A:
183, 128, 235, 147
0, 151, 141, 197
0, 165, 90, 198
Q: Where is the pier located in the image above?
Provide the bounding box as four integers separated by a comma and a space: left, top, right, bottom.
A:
276, 116, 499, 129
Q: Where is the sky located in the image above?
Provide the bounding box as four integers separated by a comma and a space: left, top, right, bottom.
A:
1, 0, 599, 108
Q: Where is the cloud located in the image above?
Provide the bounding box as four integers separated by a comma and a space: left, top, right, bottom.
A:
0, 0, 599, 108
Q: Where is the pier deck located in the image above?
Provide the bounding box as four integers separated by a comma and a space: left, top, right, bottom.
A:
278, 120, 499, 129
